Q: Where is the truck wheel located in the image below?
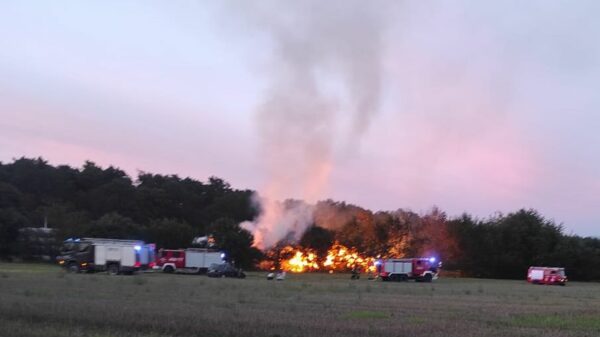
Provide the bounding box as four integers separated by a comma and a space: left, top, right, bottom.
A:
163, 266, 174, 273
423, 273, 433, 282
107, 264, 119, 276
389, 274, 399, 282
67, 262, 80, 273
399, 274, 408, 282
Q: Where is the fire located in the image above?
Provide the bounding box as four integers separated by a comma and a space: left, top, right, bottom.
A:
264, 245, 320, 272
261, 242, 377, 273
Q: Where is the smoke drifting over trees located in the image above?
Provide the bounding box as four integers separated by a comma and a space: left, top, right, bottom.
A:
218, 0, 600, 244
232, 1, 392, 248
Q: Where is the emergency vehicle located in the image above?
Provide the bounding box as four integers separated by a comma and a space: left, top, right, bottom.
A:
56, 238, 155, 275
154, 248, 224, 274
527, 266, 567, 286
375, 257, 441, 282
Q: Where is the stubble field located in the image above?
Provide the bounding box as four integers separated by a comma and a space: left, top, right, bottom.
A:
0, 263, 599, 337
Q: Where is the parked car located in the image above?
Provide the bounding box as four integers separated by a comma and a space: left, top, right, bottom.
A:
207, 262, 246, 278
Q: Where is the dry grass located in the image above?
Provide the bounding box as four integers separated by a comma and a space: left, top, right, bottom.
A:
0, 263, 599, 337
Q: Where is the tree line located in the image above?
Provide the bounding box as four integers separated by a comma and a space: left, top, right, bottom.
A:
299, 202, 600, 280
1, 157, 599, 280
0, 157, 261, 268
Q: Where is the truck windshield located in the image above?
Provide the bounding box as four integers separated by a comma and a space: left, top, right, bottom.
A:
60, 242, 76, 253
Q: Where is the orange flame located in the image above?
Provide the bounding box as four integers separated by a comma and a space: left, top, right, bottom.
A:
262, 242, 376, 273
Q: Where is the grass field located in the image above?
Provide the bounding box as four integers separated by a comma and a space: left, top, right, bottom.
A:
0, 263, 599, 337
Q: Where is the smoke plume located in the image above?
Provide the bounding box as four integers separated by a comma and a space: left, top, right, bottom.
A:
236, 1, 392, 249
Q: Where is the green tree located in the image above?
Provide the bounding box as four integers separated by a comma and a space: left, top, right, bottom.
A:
147, 218, 194, 249
84, 212, 142, 239
38, 202, 90, 240
0, 208, 29, 257
207, 217, 262, 269
0, 182, 23, 208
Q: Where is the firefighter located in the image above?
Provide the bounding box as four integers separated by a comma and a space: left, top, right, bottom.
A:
351, 265, 360, 280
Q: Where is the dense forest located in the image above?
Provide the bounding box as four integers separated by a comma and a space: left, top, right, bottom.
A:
1, 157, 599, 280
0, 157, 261, 268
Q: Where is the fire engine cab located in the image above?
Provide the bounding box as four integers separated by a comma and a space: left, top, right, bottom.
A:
155, 248, 224, 274
375, 257, 441, 282
527, 267, 567, 286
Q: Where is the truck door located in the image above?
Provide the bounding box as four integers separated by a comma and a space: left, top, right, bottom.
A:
139, 246, 149, 265
384, 261, 394, 274
95, 245, 106, 266
413, 260, 426, 276
121, 247, 135, 267
106, 246, 121, 262
185, 251, 203, 268
401, 261, 412, 274
204, 252, 224, 268
392, 261, 411, 274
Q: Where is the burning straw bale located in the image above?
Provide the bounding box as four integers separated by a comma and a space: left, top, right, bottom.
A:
261, 241, 376, 273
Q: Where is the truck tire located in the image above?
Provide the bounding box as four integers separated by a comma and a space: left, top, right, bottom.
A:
67, 262, 80, 273
389, 274, 399, 282
423, 273, 433, 282
163, 265, 174, 273
107, 264, 119, 276
399, 274, 408, 282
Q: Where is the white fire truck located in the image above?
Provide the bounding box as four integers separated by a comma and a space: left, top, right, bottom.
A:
154, 248, 224, 274
375, 257, 441, 282
57, 238, 155, 275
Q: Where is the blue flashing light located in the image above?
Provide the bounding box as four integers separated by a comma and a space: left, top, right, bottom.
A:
429, 257, 436, 263
134, 245, 142, 251
220, 253, 226, 259
374, 261, 381, 266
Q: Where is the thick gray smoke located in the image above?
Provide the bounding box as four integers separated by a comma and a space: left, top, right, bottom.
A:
231, 1, 393, 248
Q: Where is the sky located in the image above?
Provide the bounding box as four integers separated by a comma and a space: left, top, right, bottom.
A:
1, 1, 599, 237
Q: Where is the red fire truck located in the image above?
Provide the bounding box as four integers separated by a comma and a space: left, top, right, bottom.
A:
527, 267, 567, 286
375, 257, 441, 282
154, 248, 224, 274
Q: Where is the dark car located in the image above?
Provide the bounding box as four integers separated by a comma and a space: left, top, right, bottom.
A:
207, 262, 246, 278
